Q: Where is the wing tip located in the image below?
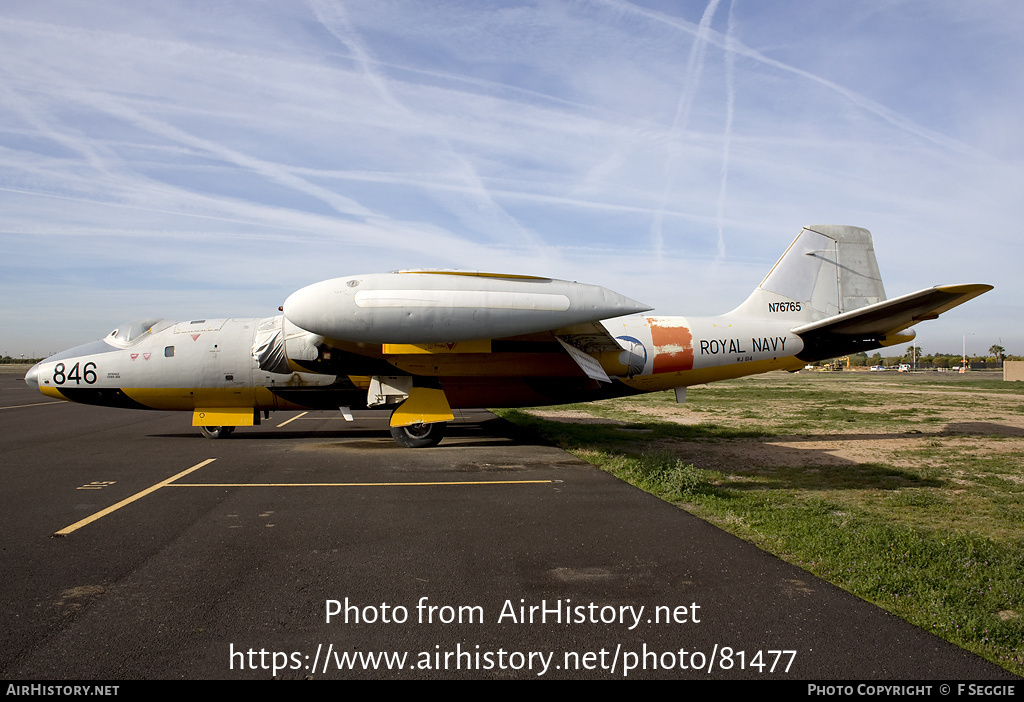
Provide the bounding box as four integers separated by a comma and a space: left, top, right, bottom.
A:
934, 283, 994, 293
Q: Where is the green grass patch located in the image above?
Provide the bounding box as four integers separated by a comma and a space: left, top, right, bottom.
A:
494, 373, 1024, 675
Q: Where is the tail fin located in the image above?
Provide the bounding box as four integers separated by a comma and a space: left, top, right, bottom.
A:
729, 225, 885, 323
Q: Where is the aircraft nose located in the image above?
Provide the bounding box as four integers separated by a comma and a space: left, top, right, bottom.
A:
25, 362, 41, 392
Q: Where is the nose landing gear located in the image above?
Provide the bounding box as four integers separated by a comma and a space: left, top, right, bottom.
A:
199, 426, 235, 439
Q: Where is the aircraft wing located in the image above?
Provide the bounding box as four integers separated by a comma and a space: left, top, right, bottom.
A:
791, 284, 993, 360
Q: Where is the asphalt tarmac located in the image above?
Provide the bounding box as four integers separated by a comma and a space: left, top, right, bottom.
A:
0, 369, 1016, 680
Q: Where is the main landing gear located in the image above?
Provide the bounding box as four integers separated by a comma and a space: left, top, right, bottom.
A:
389, 421, 447, 448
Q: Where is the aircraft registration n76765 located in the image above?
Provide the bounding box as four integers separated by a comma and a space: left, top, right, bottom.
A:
25, 225, 991, 447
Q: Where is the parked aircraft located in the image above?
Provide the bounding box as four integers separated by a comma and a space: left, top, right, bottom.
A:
25, 225, 991, 447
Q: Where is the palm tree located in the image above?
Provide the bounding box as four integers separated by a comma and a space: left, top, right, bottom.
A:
904, 345, 923, 368
989, 345, 1006, 366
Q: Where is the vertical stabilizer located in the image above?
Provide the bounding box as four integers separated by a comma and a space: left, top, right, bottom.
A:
729, 225, 885, 323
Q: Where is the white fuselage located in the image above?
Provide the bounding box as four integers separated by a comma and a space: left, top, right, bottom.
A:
29, 317, 337, 411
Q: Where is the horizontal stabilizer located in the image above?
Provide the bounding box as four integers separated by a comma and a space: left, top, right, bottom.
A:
792, 284, 992, 361
792, 284, 992, 336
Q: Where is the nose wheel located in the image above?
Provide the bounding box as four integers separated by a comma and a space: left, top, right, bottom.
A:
199, 426, 235, 439
389, 421, 446, 448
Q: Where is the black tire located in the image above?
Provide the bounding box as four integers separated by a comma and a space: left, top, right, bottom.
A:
199, 426, 235, 439
389, 421, 446, 448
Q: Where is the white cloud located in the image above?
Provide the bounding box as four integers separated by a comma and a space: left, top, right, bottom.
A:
1, 0, 1020, 356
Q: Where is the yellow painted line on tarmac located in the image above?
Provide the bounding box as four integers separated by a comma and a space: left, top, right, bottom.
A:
55, 460, 551, 536
276, 411, 308, 427
54, 458, 217, 536
170, 480, 554, 487
0, 401, 63, 410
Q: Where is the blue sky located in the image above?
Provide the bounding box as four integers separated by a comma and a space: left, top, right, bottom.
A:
2, 1, 1020, 359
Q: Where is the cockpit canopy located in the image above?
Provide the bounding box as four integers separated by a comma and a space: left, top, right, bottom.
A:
106, 318, 174, 346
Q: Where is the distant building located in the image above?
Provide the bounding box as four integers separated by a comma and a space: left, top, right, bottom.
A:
1004, 361, 1024, 382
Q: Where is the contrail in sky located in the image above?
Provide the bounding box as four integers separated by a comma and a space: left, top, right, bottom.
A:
600, 0, 983, 160
308, 0, 553, 256
650, 0, 722, 259
715, 0, 736, 261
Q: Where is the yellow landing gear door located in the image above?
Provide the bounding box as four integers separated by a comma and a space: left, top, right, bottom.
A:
389, 388, 454, 427
192, 408, 255, 426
